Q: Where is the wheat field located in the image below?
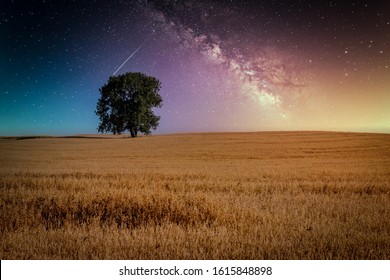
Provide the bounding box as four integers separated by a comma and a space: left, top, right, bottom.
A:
1, 131, 389, 259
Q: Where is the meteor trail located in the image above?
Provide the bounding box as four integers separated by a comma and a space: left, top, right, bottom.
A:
112, 41, 146, 76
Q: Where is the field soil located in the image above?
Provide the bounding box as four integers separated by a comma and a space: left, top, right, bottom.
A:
1, 131, 389, 259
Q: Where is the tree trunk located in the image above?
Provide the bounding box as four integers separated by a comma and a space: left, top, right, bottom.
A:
130, 127, 137, 138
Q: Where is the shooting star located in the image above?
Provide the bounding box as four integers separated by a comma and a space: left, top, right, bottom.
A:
112, 41, 146, 76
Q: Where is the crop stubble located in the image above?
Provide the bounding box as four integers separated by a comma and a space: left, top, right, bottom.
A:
0, 131, 389, 259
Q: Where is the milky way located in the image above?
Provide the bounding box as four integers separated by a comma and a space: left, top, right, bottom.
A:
1, 0, 389, 135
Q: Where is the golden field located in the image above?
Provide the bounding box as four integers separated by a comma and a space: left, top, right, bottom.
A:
0, 131, 389, 259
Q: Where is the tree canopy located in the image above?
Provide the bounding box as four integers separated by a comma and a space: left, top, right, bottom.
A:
96, 72, 163, 137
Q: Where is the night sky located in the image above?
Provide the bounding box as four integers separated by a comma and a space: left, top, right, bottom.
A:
1, 0, 389, 136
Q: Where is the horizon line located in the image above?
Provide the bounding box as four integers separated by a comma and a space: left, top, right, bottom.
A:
1, 129, 390, 139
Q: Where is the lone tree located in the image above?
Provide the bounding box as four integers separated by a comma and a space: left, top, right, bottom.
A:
96, 72, 163, 137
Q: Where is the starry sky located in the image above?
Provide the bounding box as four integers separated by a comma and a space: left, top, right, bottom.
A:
1, 0, 389, 136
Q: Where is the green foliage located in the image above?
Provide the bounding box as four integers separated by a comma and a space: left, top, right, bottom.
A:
96, 72, 163, 137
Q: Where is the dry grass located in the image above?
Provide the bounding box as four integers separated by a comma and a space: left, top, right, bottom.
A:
0, 131, 389, 259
